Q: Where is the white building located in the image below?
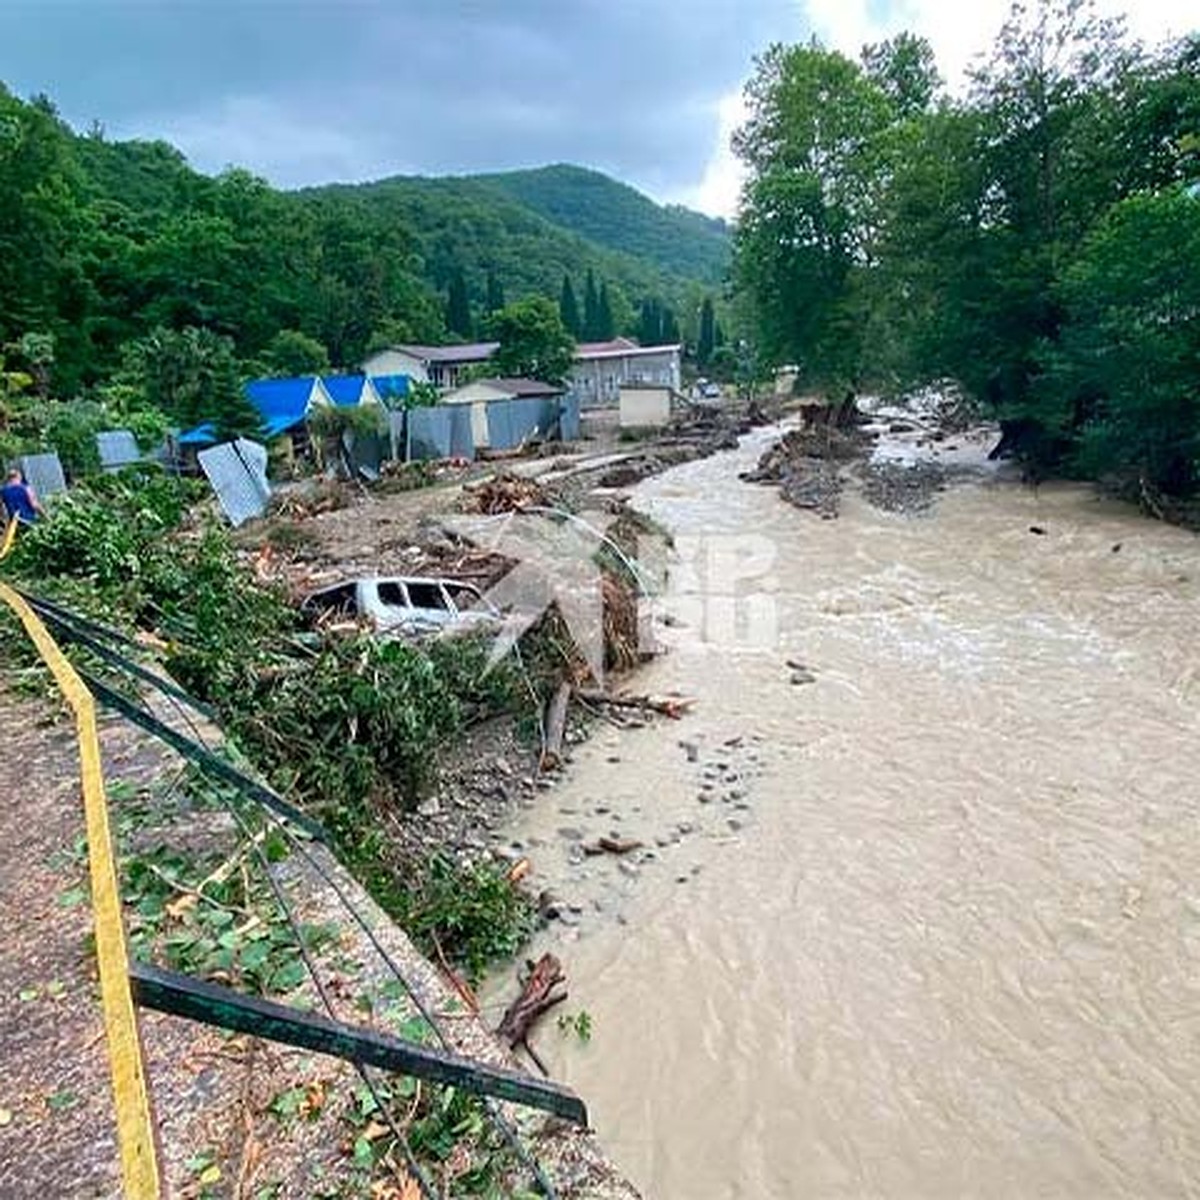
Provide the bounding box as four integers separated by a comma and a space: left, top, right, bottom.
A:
362, 342, 500, 390
569, 338, 681, 409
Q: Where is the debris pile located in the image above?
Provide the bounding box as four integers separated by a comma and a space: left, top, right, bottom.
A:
460, 471, 549, 514
857, 460, 951, 515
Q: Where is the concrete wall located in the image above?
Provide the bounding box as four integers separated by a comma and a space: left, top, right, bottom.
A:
619, 386, 673, 429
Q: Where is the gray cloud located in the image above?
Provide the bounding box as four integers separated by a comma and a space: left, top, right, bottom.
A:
0, 0, 803, 208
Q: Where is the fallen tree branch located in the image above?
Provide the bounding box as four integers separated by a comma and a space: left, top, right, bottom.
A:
574, 689, 694, 719
583, 836, 643, 856
539, 681, 572, 772
496, 953, 567, 1050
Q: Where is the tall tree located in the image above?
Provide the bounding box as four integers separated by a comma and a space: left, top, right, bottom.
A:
485, 270, 505, 314
445, 267, 472, 338
732, 41, 893, 389
559, 274, 581, 336
697, 297, 716, 364
597, 282, 615, 340
488, 297, 576, 384
861, 32, 941, 118
263, 329, 328, 376
583, 269, 600, 340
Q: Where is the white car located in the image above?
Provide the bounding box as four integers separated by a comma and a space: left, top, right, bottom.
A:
300, 576, 500, 638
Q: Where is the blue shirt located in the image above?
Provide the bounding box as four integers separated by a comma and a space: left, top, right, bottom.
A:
2, 481, 38, 523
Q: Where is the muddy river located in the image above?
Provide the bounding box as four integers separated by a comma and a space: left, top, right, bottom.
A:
489, 425, 1200, 1199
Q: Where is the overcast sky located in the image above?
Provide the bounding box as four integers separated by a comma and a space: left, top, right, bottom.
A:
0, 1, 1193, 218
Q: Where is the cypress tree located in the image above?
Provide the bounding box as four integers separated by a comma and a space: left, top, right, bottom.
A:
583, 269, 600, 341
485, 270, 505, 314
697, 297, 716, 364
638, 299, 661, 346
445, 268, 472, 337
559, 274, 581, 336
661, 306, 681, 344
597, 282, 615, 340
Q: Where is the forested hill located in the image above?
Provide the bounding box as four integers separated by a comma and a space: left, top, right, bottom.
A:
0, 81, 728, 403
295, 169, 724, 321
472, 164, 730, 283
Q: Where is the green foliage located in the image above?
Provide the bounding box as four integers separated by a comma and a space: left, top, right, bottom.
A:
558, 274, 580, 336
478, 163, 731, 284
263, 329, 329, 376
445, 266, 473, 338
732, 6, 1200, 496
487, 296, 576, 384
396, 855, 535, 984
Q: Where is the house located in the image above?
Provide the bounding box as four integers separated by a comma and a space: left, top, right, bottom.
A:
569, 338, 681, 409
368, 373, 411, 408
245, 375, 332, 440
320, 374, 382, 409
439, 377, 565, 449
362, 342, 500, 390
363, 335, 682, 410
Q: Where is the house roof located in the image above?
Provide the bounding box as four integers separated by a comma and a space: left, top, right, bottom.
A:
177, 422, 218, 447
394, 341, 500, 364
322, 374, 369, 408
245, 376, 319, 433
575, 338, 682, 361
477, 377, 564, 397
370, 373, 411, 405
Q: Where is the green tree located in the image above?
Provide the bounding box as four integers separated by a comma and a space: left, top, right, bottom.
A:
597, 282, 615, 340
125, 326, 260, 438
1040, 187, 1200, 494
638, 299, 661, 345
488, 297, 576, 384
559, 274, 581, 336
732, 41, 892, 390
485, 270, 505, 315
445, 268, 472, 338
583, 269, 600, 340
861, 32, 941, 118
263, 329, 329, 376
697, 297, 716, 364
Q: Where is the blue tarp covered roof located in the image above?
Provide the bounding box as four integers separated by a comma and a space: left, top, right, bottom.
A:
370, 373, 411, 406
177, 422, 218, 446
322, 374, 367, 408
245, 376, 318, 433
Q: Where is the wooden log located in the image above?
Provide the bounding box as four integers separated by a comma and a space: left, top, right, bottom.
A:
575, 689, 694, 719
539, 681, 572, 771
582, 836, 643, 856
496, 953, 567, 1048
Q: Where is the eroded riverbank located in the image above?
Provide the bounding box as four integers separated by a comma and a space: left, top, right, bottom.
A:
487, 424, 1200, 1199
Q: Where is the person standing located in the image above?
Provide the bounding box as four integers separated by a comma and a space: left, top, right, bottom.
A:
1, 469, 45, 525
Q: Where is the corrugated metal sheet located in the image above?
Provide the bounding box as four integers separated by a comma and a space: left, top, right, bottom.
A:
448, 404, 474, 459
198, 438, 271, 527
485, 397, 560, 450
18, 452, 67, 497
96, 430, 142, 471
559, 395, 581, 442
406, 408, 456, 460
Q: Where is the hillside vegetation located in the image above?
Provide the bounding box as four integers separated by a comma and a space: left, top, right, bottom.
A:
0, 84, 728, 409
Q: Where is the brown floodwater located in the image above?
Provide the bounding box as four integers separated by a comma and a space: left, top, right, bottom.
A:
488, 425, 1200, 1199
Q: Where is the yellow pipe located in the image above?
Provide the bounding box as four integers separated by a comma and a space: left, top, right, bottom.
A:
0, 516, 16, 561
0, 581, 161, 1197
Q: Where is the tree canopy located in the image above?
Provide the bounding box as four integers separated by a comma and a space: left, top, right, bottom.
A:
733, 1, 1200, 496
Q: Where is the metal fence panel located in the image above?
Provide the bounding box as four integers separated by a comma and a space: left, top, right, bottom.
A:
406, 407, 455, 460
485, 397, 562, 450
96, 430, 142, 472
448, 405, 475, 459
198, 438, 271, 527
559, 395, 580, 441
18, 452, 67, 497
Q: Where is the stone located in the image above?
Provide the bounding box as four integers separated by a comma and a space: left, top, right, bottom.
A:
790, 670, 817, 685
727, 817, 743, 831
618, 860, 639, 878
558, 827, 583, 841
679, 740, 700, 762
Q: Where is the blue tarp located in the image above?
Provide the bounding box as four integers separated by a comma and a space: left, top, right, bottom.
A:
245, 376, 318, 433
178, 422, 218, 446
322, 374, 367, 408
369, 374, 410, 407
